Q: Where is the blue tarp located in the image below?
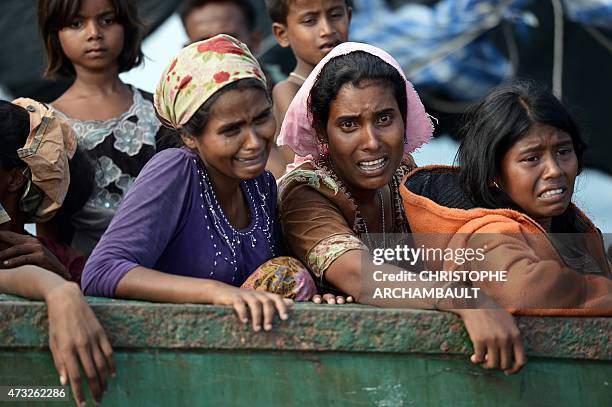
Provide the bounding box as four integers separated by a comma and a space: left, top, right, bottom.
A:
564, 0, 612, 27
350, 0, 612, 100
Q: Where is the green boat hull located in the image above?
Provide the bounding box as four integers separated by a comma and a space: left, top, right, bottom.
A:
1, 296, 610, 406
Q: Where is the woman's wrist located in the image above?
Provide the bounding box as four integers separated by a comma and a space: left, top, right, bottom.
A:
43, 280, 80, 303
180, 278, 234, 305
435, 283, 500, 314
205, 280, 239, 305
445, 294, 501, 318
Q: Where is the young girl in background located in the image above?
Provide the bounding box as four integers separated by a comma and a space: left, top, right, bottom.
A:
37, 0, 179, 256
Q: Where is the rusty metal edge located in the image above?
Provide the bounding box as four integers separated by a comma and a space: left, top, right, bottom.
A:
0, 296, 610, 361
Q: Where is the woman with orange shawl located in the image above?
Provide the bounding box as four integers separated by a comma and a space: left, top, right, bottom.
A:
400, 80, 612, 315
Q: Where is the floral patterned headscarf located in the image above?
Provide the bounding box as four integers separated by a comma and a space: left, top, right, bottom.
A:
154, 34, 266, 131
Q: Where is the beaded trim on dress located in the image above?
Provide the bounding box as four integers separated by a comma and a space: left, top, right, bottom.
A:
195, 158, 276, 281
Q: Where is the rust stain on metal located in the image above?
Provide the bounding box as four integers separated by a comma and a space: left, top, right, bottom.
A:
1, 295, 610, 361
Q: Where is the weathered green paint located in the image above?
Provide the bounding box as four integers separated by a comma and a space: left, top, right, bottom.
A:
2, 351, 611, 407
1, 295, 610, 406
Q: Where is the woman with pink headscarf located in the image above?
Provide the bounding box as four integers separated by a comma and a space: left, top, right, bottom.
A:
278, 42, 527, 374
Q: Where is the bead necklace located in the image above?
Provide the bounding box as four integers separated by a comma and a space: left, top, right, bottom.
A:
361, 189, 386, 249
289, 72, 307, 83
195, 159, 275, 281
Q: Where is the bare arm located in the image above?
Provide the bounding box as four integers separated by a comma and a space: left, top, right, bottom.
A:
326, 249, 470, 309
115, 265, 234, 303
272, 80, 300, 135
265, 145, 290, 179
325, 250, 526, 375
0, 264, 68, 300
272, 81, 300, 165
115, 266, 292, 332
0, 265, 114, 406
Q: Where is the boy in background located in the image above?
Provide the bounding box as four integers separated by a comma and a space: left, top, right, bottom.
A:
180, 0, 261, 51
265, 0, 351, 174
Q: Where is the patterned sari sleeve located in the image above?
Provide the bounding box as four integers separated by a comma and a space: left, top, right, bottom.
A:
306, 234, 366, 278
279, 172, 366, 280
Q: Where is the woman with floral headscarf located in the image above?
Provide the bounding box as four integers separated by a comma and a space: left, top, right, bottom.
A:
82, 35, 316, 331
278, 42, 527, 374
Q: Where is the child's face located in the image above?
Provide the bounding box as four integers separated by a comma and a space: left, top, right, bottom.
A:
498, 123, 578, 225
183, 2, 259, 52
277, 0, 351, 68
58, 0, 124, 74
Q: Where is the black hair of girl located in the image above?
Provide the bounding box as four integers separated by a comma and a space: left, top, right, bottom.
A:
457, 79, 587, 209
0, 101, 95, 220
308, 51, 407, 141
181, 78, 270, 137
37, 0, 145, 78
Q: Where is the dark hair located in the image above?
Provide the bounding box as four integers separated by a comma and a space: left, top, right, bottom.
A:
182, 78, 270, 137
457, 79, 587, 208
0, 101, 30, 170
308, 51, 407, 140
179, 0, 257, 31
265, 0, 290, 24
37, 0, 144, 78
265, 0, 352, 24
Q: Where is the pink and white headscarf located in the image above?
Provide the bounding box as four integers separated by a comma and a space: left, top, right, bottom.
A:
277, 42, 433, 163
